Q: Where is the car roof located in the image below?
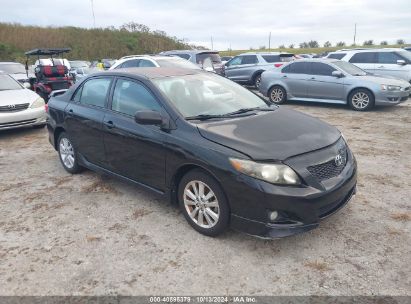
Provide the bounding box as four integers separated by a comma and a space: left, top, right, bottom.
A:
333, 48, 406, 53
161, 50, 219, 55
0, 62, 23, 64
238, 52, 294, 56
119, 55, 181, 61
292, 58, 341, 63
93, 67, 203, 79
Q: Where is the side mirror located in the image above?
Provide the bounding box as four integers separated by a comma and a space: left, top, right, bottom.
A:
134, 110, 164, 126
397, 59, 406, 65
332, 71, 344, 78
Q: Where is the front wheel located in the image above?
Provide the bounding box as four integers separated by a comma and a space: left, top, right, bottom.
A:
58, 132, 82, 174
254, 74, 262, 89
178, 169, 230, 237
268, 85, 287, 104
348, 89, 374, 111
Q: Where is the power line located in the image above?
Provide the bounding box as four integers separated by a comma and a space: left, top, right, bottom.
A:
90, 0, 96, 28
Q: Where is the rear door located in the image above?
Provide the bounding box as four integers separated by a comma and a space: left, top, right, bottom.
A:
305, 62, 344, 101
102, 77, 167, 190
65, 77, 112, 166
376, 52, 409, 80
280, 62, 310, 98
348, 52, 376, 74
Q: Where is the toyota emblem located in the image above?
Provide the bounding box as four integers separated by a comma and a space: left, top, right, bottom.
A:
8, 104, 16, 109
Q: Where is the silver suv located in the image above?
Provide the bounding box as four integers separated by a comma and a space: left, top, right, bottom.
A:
223, 52, 294, 88
160, 50, 223, 74
326, 48, 411, 83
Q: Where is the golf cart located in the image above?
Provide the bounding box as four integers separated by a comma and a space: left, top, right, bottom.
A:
25, 48, 74, 101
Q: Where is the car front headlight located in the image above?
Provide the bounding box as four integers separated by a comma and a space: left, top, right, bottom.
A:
381, 84, 401, 91
30, 97, 45, 109
229, 158, 301, 185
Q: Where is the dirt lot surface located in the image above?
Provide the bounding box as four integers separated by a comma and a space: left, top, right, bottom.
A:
0, 99, 410, 296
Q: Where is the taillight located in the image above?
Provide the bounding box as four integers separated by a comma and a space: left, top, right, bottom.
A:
45, 104, 49, 113
274, 63, 283, 68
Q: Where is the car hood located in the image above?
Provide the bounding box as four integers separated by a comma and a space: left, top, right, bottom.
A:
0, 89, 39, 106
197, 107, 341, 161
356, 74, 409, 86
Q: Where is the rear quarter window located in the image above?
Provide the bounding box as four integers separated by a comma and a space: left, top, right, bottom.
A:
327, 53, 346, 60
262, 55, 280, 63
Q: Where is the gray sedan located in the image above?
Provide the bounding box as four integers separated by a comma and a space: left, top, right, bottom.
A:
259, 59, 410, 111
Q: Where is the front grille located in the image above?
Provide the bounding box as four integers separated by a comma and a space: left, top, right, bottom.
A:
0, 103, 30, 112
0, 118, 37, 129
307, 151, 347, 182
400, 96, 408, 101
51, 82, 69, 90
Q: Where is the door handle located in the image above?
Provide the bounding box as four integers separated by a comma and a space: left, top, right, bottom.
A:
67, 109, 74, 116
311, 77, 316, 80
282, 75, 287, 78
104, 120, 115, 129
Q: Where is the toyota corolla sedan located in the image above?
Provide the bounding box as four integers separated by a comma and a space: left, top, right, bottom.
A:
259, 59, 410, 111
0, 73, 46, 130
47, 68, 357, 238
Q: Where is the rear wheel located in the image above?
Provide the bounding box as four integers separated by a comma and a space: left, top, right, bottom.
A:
348, 89, 374, 111
269, 85, 287, 104
58, 132, 81, 174
178, 169, 229, 237
254, 74, 262, 89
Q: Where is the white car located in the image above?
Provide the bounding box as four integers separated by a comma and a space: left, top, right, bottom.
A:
109, 55, 201, 70
326, 48, 411, 83
0, 74, 46, 130
0, 62, 35, 86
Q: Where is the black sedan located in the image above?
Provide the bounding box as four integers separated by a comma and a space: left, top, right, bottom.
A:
47, 68, 357, 238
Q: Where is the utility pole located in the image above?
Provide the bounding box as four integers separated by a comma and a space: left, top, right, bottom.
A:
268, 32, 271, 51
211, 36, 214, 50
90, 0, 96, 28
353, 23, 357, 46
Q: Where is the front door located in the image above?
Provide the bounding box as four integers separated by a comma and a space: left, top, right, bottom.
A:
103, 77, 167, 191
305, 62, 344, 101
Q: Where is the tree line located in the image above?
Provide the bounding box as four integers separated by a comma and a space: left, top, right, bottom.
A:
280, 39, 406, 49
0, 22, 194, 62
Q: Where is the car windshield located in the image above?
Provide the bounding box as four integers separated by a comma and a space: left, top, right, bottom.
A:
0, 75, 23, 90
333, 61, 367, 76
153, 73, 272, 118
0, 63, 26, 74
156, 58, 201, 69
196, 53, 222, 64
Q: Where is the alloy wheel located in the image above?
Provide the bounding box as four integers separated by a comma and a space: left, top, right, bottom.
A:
255, 75, 261, 88
351, 92, 370, 109
59, 138, 75, 169
270, 88, 284, 103
183, 180, 220, 229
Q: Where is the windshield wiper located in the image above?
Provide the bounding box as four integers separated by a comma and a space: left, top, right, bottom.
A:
185, 114, 232, 121
225, 106, 276, 116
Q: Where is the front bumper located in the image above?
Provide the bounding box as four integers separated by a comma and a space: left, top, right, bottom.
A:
375, 89, 410, 106
224, 138, 357, 238
0, 107, 46, 130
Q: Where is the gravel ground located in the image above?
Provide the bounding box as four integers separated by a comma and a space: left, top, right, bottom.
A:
0, 99, 410, 296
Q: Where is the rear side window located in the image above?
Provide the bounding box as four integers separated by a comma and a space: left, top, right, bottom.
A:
349, 52, 376, 63
377, 52, 402, 64
311, 62, 336, 76
138, 59, 156, 67
121, 59, 140, 68
280, 55, 294, 62
173, 54, 190, 60
241, 55, 258, 64
111, 79, 161, 116
282, 62, 309, 74
327, 53, 346, 60
262, 55, 280, 63
76, 78, 111, 107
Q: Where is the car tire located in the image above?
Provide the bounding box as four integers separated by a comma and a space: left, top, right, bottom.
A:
178, 169, 230, 237
254, 73, 262, 89
57, 132, 82, 174
348, 89, 374, 111
268, 85, 287, 104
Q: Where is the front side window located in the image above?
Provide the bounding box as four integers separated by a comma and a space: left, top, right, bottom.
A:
77, 78, 111, 107
349, 52, 376, 63
227, 56, 242, 66
310, 62, 336, 76
111, 79, 161, 116
377, 52, 402, 64
153, 73, 269, 117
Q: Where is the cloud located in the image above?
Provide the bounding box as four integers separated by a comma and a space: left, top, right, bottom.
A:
1, 0, 410, 50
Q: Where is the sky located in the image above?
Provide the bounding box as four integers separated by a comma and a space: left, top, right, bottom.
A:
1, 0, 410, 50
